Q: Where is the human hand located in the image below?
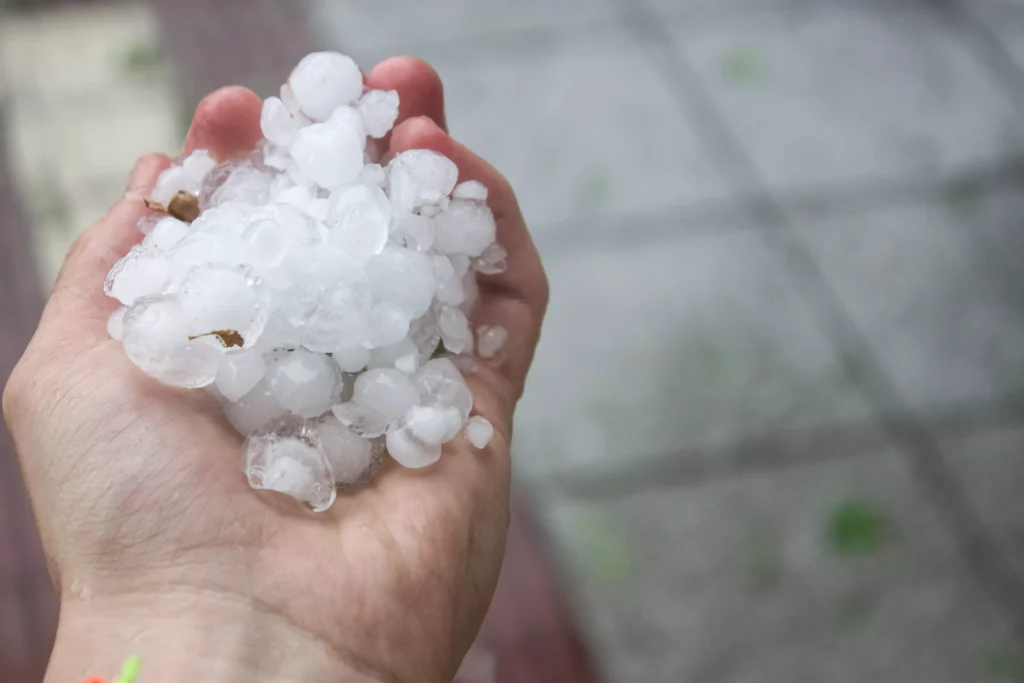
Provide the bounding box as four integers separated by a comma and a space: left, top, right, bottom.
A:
3, 57, 548, 683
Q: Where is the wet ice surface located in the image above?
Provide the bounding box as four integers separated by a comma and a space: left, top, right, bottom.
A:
105, 51, 503, 511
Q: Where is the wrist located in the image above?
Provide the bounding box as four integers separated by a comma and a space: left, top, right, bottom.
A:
47, 591, 389, 683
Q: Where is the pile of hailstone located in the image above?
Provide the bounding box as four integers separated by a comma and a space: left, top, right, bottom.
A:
104, 51, 507, 513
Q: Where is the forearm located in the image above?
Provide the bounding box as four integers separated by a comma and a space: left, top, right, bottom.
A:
47, 593, 386, 683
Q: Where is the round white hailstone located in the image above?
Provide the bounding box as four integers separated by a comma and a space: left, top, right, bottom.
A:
105, 245, 171, 307
331, 401, 390, 438
368, 338, 419, 373
452, 180, 488, 202
178, 265, 269, 347
224, 378, 286, 436
387, 150, 459, 214
393, 214, 435, 252
244, 425, 336, 512
122, 294, 221, 388
107, 306, 127, 341
353, 368, 420, 421
326, 106, 368, 143
433, 255, 455, 282
450, 254, 471, 277
357, 89, 399, 138
434, 267, 466, 306
415, 358, 473, 419
368, 301, 412, 349
182, 150, 216, 185
145, 217, 190, 252
303, 280, 372, 354
327, 184, 392, 263
385, 423, 442, 469
438, 307, 472, 354
365, 245, 436, 317
474, 243, 508, 275
475, 325, 509, 360
333, 345, 371, 374
314, 417, 377, 485
403, 404, 463, 446
290, 123, 364, 189
260, 96, 303, 146
265, 348, 338, 418
289, 51, 364, 122
465, 416, 494, 449
359, 163, 387, 188
215, 351, 268, 402
279, 83, 303, 116
433, 199, 497, 257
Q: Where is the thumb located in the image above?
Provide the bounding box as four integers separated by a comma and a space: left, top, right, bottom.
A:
41, 153, 171, 337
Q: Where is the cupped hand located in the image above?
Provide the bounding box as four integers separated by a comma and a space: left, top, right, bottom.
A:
3, 57, 547, 683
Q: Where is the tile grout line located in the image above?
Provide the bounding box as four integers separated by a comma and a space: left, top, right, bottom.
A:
618, 0, 1024, 632
532, 156, 1024, 254
546, 389, 1024, 501
932, 0, 1024, 113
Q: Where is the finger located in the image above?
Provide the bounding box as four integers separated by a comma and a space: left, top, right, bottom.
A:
182, 86, 264, 160
388, 116, 548, 397
42, 154, 171, 335
366, 56, 447, 150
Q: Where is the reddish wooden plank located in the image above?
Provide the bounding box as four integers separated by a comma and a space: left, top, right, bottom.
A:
0, 99, 58, 683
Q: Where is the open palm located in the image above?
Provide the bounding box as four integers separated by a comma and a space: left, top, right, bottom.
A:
3, 58, 547, 683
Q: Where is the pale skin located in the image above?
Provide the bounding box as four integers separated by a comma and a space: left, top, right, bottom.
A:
2, 57, 548, 683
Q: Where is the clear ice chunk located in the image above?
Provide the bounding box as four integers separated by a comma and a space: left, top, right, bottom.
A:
243, 418, 336, 512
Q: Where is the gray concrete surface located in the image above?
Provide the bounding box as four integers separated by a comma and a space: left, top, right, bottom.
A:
313, 0, 1024, 679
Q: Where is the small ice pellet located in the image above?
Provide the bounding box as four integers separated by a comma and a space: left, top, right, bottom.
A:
465, 416, 494, 449
452, 180, 488, 202
357, 89, 399, 138
260, 96, 303, 146
107, 306, 127, 341
476, 325, 508, 360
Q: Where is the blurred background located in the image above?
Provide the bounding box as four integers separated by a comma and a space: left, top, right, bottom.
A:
2, 0, 1024, 681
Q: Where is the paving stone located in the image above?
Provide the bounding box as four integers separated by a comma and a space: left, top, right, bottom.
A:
0, 3, 162, 103
938, 424, 1024, 582
791, 193, 1024, 411
542, 452, 1018, 682
310, 0, 619, 56
668, 3, 1024, 193
514, 225, 871, 481
343, 26, 746, 232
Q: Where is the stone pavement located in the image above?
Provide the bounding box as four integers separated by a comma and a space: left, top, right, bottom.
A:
311, 0, 1024, 680
0, 1, 180, 286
